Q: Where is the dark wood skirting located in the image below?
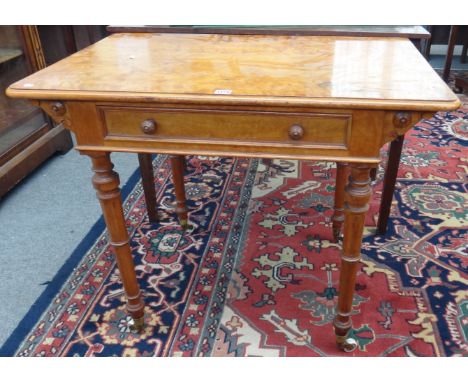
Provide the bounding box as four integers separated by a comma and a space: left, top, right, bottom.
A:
0, 124, 73, 198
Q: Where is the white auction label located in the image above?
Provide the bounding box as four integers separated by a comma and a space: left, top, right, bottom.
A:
214, 89, 232, 95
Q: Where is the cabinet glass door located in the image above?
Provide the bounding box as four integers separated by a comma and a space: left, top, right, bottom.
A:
0, 26, 49, 165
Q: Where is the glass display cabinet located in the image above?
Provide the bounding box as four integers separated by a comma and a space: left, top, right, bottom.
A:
0, 26, 96, 198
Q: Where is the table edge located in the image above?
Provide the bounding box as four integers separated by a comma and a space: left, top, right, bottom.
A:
5, 87, 461, 112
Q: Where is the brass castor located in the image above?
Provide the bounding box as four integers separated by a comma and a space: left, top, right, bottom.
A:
336, 335, 358, 352
179, 219, 194, 231
129, 316, 145, 333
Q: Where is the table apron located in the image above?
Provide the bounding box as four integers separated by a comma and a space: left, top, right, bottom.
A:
42, 101, 428, 163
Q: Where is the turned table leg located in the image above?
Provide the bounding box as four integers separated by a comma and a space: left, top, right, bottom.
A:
170, 155, 189, 229
333, 163, 373, 352
137, 153, 159, 223
332, 162, 348, 242
88, 152, 145, 332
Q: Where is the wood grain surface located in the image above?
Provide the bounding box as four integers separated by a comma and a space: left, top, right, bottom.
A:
7, 33, 459, 111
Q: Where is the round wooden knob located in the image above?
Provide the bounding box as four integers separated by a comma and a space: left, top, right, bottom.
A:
140, 119, 157, 134
399, 115, 409, 124
50, 101, 65, 116
393, 112, 411, 128
288, 124, 304, 140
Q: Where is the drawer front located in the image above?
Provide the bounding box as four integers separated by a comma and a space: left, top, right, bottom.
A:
100, 107, 351, 149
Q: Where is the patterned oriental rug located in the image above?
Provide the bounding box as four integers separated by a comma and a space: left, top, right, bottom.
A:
1, 105, 467, 357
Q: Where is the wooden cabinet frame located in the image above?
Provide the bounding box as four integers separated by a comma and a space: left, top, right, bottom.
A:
0, 26, 73, 198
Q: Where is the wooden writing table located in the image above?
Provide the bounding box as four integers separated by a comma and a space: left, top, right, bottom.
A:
7, 33, 460, 352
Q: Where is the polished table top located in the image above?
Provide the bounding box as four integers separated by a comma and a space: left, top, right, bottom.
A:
8, 33, 459, 111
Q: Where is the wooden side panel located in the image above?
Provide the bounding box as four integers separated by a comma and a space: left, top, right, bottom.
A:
67, 102, 105, 146
348, 110, 385, 158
